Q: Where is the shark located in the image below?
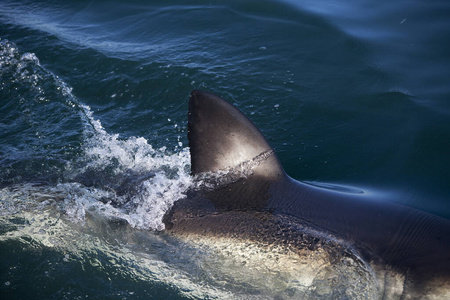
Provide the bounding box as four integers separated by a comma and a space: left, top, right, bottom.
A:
162, 90, 450, 299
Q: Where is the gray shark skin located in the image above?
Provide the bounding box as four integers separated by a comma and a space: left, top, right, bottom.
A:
163, 90, 450, 299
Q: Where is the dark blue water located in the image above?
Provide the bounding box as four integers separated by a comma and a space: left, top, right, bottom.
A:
1, 0, 450, 299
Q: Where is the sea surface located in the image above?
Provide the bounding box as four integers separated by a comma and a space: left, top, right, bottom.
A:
1, 0, 450, 299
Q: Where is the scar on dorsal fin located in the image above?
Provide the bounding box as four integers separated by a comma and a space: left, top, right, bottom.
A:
188, 90, 285, 179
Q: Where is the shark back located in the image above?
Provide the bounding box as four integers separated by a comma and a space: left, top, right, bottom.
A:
164, 90, 450, 299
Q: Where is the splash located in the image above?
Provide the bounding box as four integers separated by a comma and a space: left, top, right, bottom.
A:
0, 202, 241, 299
72, 103, 193, 230
0, 39, 193, 231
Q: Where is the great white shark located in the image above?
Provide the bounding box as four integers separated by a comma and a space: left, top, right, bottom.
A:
163, 90, 450, 299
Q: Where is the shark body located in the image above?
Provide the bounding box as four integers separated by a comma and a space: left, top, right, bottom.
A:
163, 90, 450, 299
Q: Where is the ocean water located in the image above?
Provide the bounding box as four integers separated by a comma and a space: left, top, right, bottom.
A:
1, 0, 449, 299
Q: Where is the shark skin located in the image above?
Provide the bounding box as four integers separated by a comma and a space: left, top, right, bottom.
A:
163, 90, 450, 299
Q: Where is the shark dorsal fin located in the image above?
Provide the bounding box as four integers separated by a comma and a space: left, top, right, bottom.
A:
188, 90, 285, 179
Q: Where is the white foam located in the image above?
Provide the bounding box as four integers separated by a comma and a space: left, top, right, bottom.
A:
74, 103, 193, 230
